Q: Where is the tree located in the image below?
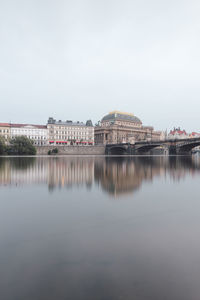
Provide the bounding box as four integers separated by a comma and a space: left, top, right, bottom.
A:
0, 137, 6, 155
9, 136, 36, 155
52, 148, 58, 154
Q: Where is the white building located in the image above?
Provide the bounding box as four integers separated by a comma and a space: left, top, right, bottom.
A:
47, 117, 94, 145
11, 124, 48, 146
189, 132, 200, 138
168, 128, 189, 140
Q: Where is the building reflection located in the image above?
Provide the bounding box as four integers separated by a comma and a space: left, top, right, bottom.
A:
94, 157, 164, 197
0, 157, 94, 191
0, 156, 200, 196
47, 157, 94, 191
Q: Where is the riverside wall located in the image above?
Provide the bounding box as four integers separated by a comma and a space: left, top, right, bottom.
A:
36, 145, 105, 155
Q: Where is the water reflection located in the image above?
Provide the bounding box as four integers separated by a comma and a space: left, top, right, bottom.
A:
1, 156, 200, 300
0, 156, 200, 196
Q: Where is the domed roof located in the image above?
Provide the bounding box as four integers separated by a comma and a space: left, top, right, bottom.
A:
102, 111, 142, 124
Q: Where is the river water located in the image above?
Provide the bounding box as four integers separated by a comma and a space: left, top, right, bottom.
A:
1, 155, 200, 300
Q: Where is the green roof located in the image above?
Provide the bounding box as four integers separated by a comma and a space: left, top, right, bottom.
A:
102, 113, 142, 124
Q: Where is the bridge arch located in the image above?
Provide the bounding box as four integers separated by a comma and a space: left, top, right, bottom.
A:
135, 144, 162, 153
177, 142, 200, 154
107, 145, 128, 155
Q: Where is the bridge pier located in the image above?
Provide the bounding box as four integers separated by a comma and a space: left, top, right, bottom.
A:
176, 150, 192, 156
169, 145, 177, 155
169, 145, 192, 155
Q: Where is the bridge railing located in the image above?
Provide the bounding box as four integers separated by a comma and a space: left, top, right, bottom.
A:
106, 137, 200, 148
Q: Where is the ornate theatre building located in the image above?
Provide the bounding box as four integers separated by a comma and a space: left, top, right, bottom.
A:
94, 111, 164, 145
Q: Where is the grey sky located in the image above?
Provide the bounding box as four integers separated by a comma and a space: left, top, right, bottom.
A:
0, 0, 200, 132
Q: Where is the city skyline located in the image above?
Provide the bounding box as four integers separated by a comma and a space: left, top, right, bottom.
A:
0, 108, 199, 134
0, 113, 199, 135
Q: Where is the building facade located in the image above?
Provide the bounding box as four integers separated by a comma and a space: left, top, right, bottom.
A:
47, 117, 94, 145
95, 111, 164, 145
168, 128, 188, 140
10, 124, 48, 146
0, 123, 11, 143
190, 132, 200, 138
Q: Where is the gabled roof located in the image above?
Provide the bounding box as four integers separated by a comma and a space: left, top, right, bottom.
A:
0, 123, 11, 127
191, 132, 200, 136
170, 129, 187, 135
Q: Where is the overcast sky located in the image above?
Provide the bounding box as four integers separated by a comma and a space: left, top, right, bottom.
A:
0, 0, 200, 132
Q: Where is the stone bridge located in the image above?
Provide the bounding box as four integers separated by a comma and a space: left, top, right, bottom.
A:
105, 138, 200, 155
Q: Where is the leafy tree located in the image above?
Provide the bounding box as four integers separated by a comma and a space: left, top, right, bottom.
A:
47, 148, 58, 155
9, 136, 36, 155
52, 148, 58, 154
0, 137, 6, 155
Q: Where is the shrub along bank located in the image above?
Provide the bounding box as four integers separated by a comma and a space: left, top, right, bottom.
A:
0, 136, 36, 155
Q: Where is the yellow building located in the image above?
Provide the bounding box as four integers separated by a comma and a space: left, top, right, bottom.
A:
0, 123, 11, 143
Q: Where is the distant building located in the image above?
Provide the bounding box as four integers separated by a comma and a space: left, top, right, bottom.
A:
47, 117, 94, 145
189, 132, 200, 138
95, 111, 164, 145
0, 123, 11, 143
10, 124, 48, 146
168, 127, 188, 140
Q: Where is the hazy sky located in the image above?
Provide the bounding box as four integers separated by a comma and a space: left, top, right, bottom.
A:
0, 0, 200, 132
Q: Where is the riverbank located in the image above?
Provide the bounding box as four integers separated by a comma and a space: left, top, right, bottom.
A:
36, 145, 105, 155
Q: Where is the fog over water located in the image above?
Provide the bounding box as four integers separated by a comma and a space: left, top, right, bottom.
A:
1, 156, 200, 299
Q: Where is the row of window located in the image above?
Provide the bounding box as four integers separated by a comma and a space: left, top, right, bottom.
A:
0, 135, 8, 139
1, 130, 47, 135
50, 141, 94, 145
49, 126, 93, 130
12, 130, 47, 134
10, 136, 47, 140
52, 131, 93, 135
102, 121, 141, 127
50, 136, 93, 140
33, 142, 47, 145
0, 129, 9, 133
54, 131, 90, 135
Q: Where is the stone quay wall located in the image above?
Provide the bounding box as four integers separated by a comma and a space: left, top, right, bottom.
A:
36, 145, 105, 155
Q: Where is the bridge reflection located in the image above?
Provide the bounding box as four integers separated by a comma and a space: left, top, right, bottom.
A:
0, 156, 200, 196
95, 156, 200, 196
